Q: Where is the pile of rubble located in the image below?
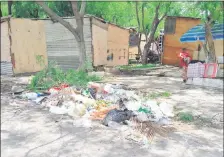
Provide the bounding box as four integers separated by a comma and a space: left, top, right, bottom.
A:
12, 82, 175, 145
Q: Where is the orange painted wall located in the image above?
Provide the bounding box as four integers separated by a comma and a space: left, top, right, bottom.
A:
92, 18, 129, 67
162, 17, 201, 66
106, 24, 129, 66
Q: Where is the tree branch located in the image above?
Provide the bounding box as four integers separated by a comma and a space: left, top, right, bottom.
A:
71, 1, 80, 17
156, 2, 161, 11
135, 1, 141, 32
159, 13, 167, 22
154, 3, 161, 20
36, 1, 80, 41
141, 4, 144, 31
142, 3, 147, 40
158, 2, 172, 22
79, 1, 86, 17
8, 1, 13, 15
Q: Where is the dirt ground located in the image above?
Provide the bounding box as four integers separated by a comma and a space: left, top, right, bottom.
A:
1, 74, 223, 157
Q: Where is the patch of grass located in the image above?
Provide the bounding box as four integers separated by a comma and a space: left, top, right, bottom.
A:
27, 62, 101, 91
177, 112, 194, 122
148, 91, 172, 99
161, 91, 172, 97
118, 64, 157, 70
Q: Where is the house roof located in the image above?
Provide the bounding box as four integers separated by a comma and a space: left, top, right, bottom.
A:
86, 14, 130, 30
166, 16, 201, 20
0, 14, 131, 31
22, 14, 130, 31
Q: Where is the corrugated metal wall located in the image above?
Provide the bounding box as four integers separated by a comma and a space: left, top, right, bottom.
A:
43, 17, 92, 71
1, 21, 13, 75
1, 62, 13, 75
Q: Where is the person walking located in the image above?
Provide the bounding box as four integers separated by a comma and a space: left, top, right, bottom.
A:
178, 48, 192, 82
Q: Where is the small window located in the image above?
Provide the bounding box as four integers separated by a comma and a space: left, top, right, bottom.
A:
164, 17, 176, 34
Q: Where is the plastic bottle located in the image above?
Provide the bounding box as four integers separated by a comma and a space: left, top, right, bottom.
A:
22, 92, 42, 100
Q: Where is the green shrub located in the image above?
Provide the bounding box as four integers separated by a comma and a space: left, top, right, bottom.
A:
177, 112, 194, 122
28, 62, 101, 91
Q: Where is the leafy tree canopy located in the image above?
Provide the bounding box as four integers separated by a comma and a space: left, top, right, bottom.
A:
1, 1, 223, 36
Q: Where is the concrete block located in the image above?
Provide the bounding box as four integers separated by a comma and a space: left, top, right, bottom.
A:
217, 69, 224, 78
186, 78, 223, 89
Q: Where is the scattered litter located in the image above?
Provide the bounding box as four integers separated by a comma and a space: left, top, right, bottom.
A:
136, 112, 149, 122
88, 88, 97, 99
87, 82, 102, 92
33, 97, 47, 104
66, 101, 87, 117
138, 107, 151, 113
16, 81, 176, 145
103, 84, 114, 94
49, 84, 69, 91
159, 102, 174, 118
90, 105, 118, 120
95, 100, 109, 110
102, 109, 136, 126
49, 88, 59, 95
125, 101, 141, 111
22, 92, 44, 100
145, 100, 164, 122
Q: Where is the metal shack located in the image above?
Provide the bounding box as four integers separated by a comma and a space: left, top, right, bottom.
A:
1, 15, 130, 75
38, 15, 130, 70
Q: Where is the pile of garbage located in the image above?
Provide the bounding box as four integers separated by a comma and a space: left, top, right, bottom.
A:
12, 82, 175, 145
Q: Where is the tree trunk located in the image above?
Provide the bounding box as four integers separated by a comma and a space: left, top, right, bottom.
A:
142, 20, 159, 64
78, 40, 86, 69
71, 1, 87, 70
36, 1, 87, 70
8, 1, 13, 15
76, 18, 86, 69
205, 22, 216, 63
137, 33, 142, 55
135, 1, 142, 58
0, 2, 2, 17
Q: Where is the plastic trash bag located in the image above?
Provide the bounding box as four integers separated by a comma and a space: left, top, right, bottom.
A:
102, 109, 136, 126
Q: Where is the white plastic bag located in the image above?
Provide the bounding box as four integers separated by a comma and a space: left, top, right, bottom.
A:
125, 101, 141, 111
67, 102, 86, 117
159, 102, 174, 118
145, 100, 163, 122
